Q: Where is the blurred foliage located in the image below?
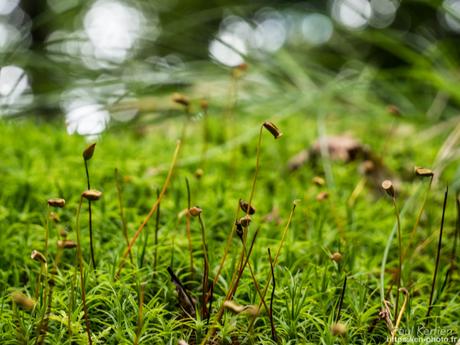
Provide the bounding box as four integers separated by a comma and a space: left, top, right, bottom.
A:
1, 0, 460, 127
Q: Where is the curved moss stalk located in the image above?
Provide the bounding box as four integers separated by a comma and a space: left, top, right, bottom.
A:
84, 159, 96, 270
117, 140, 181, 278
247, 125, 263, 213
203, 122, 282, 343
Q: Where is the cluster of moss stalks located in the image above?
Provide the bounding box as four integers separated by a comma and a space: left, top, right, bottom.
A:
7, 115, 459, 344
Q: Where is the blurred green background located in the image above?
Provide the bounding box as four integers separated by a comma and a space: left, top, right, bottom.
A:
1, 0, 460, 135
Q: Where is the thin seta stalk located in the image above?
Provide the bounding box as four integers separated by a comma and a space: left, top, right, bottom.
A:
44, 205, 50, 262
202, 121, 282, 344
247, 122, 282, 211
31, 249, 48, 345
235, 215, 269, 316
224, 64, 247, 142
439, 193, 460, 292
38, 199, 60, 302
426, 186, 448, 321
69, 259, 77, 338
140, 187, 157, 269
247, 200, 298, 333
242, 242, 269, 312
34, 198, 66, 345
382, 179, 402, 321
56, 230, 78, 339
36, 203, 49, 302
172, 93, 191, 143
185, 178, 194, 281
239, 121, 282, 300
10, 292, 34, 343
389, 288, 410, 345
211, 227, 260, 333
209, 201, 241, 292
117, 140, 181, 278
335, 275, 347, 323
83, 143, 97, 270
199, 99, 209, 168
191, 207, 211, 319
202, 219, 260, 345
76, 189, 102, 345
405, 168, 434, 260
267, 248, 277, 343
